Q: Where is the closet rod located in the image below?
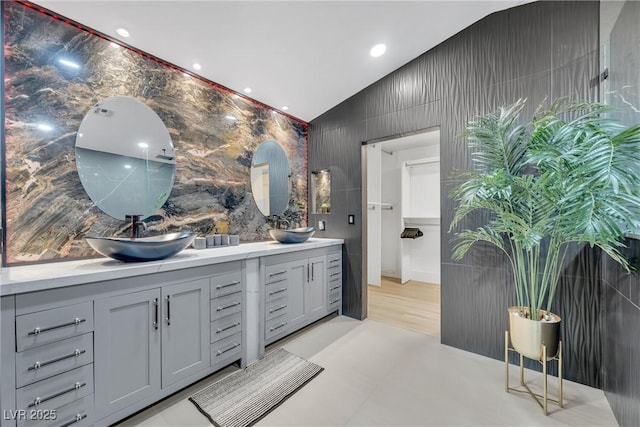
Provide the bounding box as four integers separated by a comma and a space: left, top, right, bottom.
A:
405, 156, 439, 167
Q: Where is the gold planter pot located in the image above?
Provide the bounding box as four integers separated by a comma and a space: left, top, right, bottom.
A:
508, 306, 561, 361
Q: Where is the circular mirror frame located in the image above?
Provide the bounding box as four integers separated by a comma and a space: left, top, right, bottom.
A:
75, 96, 176, 220
250, 140, 291, 217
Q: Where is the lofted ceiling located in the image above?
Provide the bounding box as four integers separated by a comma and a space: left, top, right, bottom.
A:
33, 0, 533, 122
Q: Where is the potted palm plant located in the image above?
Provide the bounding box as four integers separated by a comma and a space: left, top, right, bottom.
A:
449, 98, 640, 360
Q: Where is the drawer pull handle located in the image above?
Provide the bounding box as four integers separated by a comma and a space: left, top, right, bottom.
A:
58, 413, 88, 427
216, 322, 240, 333
269, 305, 287, 314
330, 258, 340, 263
153, 298, 159, 330
330, 299, 341, 305
269, 322, 287, 332
166, 295, 171, 326
330, 272, 341, 277
216, 281, 240, 290
329, 285, 341, 291
28, 349, 87, 371
268, 270, 287, 277
268, 288, 287, 296
28, 318, 86, 336
28, 382, 86, 408
216, 343, 240, 356
217, 302, 241, 311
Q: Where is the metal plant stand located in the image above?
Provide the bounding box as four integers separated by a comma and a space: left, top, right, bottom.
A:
504, 331, 563, 415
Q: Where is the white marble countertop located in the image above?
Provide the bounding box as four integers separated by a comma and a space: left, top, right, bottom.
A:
0, 238, 344, 296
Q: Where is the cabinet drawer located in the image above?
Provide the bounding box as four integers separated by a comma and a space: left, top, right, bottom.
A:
327, 270, 342, 284
265, 281, 288, 302
210, 312, 242, 343
328, 285, 342, 309
265, 316, 289, 341
16, 333, 94, 388
210, 271, 242, 298
16, 364, 93, 413
265, 265, 288, 284
211, 332, 241, 367
327, 254, 342, 269
21, 395, 93, 427
328, 280, 342, 294
210, 292, 242, 321
265, 297, 288, 321
17, 302, 93, 352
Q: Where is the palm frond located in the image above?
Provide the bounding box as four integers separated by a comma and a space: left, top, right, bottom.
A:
449, 98, 640, 315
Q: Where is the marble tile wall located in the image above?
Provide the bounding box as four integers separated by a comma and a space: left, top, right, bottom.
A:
2, 1, 308, 264
309, 0, 605, 392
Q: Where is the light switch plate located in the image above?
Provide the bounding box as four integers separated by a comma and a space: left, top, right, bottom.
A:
318, 220, 325, 231
348, 214, 355, 225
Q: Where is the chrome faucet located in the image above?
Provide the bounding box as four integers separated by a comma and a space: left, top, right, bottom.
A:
125, 214, 147, 238
271, 216, 291, 230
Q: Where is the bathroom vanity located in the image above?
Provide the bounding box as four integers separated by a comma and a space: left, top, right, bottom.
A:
0, 238, 343, 427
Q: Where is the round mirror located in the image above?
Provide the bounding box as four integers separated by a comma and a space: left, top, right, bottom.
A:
75, 96, 176, 220
250, 140, 291, 217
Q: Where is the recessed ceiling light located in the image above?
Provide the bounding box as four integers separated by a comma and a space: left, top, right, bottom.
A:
138, 142, 149, 149
282, 106, 289, 111
116, 28, 130, 38
244, 87, 252, 94
192, 63, 202, 71
370, 43, 386, 58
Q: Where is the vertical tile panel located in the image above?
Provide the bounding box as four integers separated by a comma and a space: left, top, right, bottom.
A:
552, 1, 599, 69
551, 53, 600, 103
555, 246, 603, 387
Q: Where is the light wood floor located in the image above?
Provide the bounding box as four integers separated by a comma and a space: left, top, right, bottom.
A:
367, 276, 441, 337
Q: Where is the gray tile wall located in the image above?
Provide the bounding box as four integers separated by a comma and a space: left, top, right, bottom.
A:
601, 1, 640, 425
309, 0, 606, 391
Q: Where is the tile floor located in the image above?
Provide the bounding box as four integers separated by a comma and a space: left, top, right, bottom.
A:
116, 316, 618, 427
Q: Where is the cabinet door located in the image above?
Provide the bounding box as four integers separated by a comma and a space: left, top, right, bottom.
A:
306, 256, 326, 319
161, 278, 209, 388
286, 259, 308, 329
95, 288, 161, 419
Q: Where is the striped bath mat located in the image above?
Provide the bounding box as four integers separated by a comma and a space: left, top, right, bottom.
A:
189, 348, 323, 427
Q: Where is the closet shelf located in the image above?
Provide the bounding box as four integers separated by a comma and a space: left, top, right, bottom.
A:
403, 217, 440, 225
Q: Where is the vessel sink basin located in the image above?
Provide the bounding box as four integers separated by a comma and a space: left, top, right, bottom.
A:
268, 227, 315, 244
85, 231, 197, 262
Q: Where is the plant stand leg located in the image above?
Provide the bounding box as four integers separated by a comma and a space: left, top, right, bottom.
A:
505, 332, 563, 416
542, 344, 548, 415
559, 340, 563, 408
505, 331, 509, 393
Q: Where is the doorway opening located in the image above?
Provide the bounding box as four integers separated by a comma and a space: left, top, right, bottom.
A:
363, 128, 441, 337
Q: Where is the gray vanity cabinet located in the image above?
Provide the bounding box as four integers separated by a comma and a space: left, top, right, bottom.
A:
94, 277, 210, 419
94, 288, 161, 419
263, 248, 338, 345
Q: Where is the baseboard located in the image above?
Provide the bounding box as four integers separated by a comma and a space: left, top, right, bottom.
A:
410, 270, 440, 285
